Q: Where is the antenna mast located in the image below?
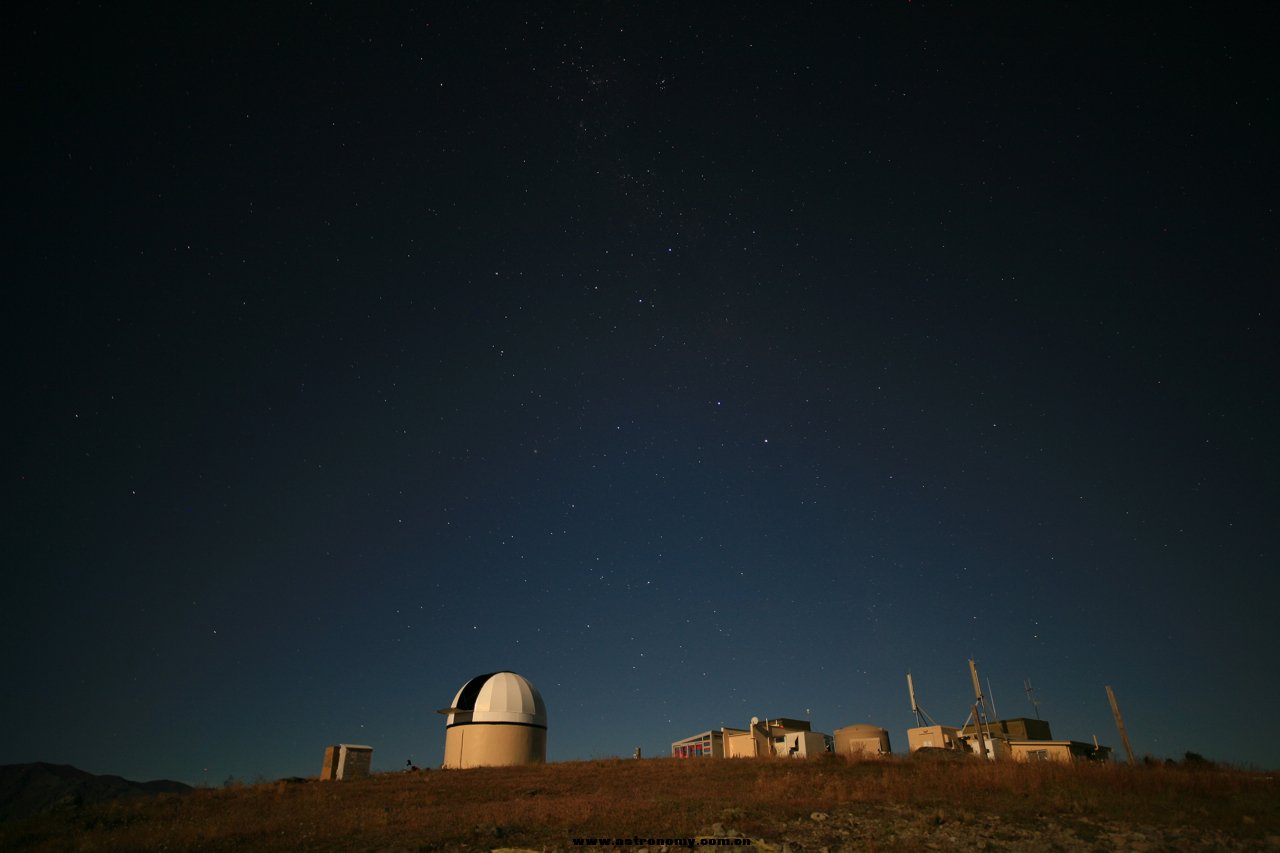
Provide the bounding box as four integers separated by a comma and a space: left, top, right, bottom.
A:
906, 672, 936, 727
1024, 677, 1041, 719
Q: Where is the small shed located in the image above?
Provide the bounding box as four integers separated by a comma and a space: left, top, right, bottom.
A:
320, 744, 373, 780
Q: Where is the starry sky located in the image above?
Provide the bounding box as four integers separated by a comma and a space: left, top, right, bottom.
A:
8, 2, 1277, 784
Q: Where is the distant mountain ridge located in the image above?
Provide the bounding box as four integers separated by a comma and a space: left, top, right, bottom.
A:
0, 762, 191, 821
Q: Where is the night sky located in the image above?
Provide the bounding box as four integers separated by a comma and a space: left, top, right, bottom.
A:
8, 2, 1277, 784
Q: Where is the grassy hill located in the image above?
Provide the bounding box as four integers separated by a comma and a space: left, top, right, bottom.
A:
2, 754, 1277, 851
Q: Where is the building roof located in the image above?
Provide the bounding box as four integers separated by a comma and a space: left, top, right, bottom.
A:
672, 731, 722, 745
763, 718, 811, 732
441, 671, 547, 728
834, 724, 889, 736
960, 717, 1053, 740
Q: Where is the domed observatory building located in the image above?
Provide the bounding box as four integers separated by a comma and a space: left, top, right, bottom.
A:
438, 671, 547, 769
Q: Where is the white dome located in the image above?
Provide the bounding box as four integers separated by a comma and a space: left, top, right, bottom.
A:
446, 671, 546, 728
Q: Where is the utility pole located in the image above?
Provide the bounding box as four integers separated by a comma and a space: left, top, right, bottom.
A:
1106, 685, 1136, 764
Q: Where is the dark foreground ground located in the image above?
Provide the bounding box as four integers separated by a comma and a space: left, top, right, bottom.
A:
2, 754, 1278, 851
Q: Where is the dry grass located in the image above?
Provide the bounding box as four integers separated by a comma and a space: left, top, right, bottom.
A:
3, 755, 1277, 851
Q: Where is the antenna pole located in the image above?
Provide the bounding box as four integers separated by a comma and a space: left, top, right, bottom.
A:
906, 672, 936, 727
1106, 685, 1137, 764
969, 659, 998, 760
1024, 678, 1041, 719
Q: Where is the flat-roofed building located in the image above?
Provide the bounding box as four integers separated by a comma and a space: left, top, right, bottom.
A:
960, 717, 1053, 741
1011, 740, 1113, 762
677, 717, 832, 759
956, 717, 1052, 760
727, 718, 832, 758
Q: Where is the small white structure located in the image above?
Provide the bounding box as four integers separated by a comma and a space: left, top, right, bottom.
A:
957, 729, 1011, 760
319, 743, 373, 780
439, 671, 547, 769
779, 730, 831, 757
906, 724, 964, 753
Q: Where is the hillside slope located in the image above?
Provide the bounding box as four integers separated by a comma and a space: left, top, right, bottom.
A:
0, 763, 190, 822
1, 756, 1276, 851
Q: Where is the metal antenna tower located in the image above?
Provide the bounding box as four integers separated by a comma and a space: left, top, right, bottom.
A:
1023, 677, 1041, 719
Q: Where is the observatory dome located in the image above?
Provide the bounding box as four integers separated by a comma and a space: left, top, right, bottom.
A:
446, 671, 546, 728
440, 671, 547, 769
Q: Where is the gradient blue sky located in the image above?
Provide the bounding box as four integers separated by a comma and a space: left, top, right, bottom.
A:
8, 2, 1276, 784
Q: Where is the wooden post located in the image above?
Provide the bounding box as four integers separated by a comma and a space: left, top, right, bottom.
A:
1106, 685, 1137, 764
